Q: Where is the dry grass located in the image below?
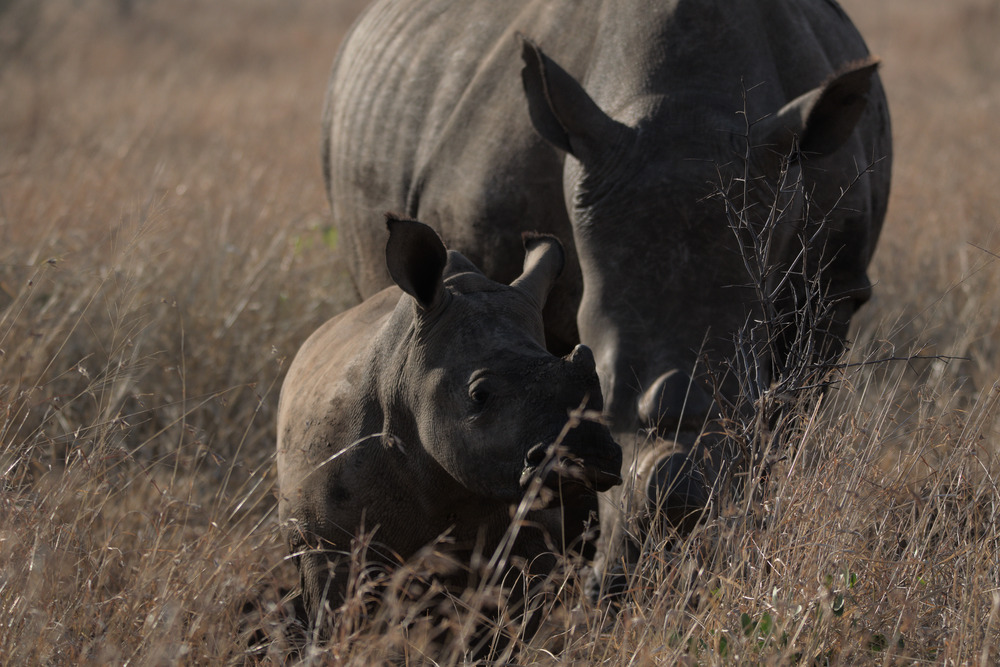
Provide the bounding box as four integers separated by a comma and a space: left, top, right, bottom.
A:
0, 0, 997, 664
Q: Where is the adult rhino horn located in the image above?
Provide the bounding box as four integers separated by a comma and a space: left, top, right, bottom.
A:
637, 369, 715, 433
519, 36, 630, 163
754, 58, 880, 159
511, 232, 564, 309
384, 213, 448, 310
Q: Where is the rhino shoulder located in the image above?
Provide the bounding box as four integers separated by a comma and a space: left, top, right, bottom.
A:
277, 288, 400, 489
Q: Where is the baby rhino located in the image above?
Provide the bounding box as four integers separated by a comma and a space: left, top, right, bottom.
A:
277, 216, 622, 636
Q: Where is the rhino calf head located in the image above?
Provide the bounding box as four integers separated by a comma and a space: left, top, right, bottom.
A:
276, 215, 622, 636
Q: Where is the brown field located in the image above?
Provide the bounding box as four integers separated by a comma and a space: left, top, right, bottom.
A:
1, 0, 998, 664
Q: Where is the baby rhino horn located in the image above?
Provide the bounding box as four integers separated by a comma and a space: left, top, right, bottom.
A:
511, 232, 564, 309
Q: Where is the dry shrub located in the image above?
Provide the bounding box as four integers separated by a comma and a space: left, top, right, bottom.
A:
0, 0, 998, 664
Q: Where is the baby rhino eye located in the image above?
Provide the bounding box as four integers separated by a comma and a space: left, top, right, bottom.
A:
468, 378, 493, 408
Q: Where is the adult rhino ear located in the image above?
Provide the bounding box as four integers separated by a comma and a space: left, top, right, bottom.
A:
510, 232, 564, 309
384, 214, 448, 310
754, 58, 879, 158
520, 36, 629, 164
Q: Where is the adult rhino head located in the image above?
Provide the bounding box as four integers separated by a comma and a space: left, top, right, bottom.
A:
520, 35, 887, 442
277, 215, 622, 630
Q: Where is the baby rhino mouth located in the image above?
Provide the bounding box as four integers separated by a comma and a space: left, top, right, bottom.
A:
519, 441, 622, 500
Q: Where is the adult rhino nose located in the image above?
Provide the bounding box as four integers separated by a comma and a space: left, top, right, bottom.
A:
637, 370, 714, 433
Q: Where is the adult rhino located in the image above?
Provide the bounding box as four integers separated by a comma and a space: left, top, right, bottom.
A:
324, 0, 890, 442
322, 0, 891, 587
277, 216, 622, 637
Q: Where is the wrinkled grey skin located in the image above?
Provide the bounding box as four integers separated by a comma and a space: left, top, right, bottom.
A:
277, 217, 622, 629
323, 0, 890, 594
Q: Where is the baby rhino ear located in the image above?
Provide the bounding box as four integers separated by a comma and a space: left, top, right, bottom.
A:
384, 214, 448, 310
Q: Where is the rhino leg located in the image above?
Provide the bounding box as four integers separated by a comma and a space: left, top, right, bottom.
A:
588, 441, 715, 604
297, 547, 339, 632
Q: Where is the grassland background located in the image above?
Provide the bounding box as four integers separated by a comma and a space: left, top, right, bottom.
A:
0, 0, 998, 664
